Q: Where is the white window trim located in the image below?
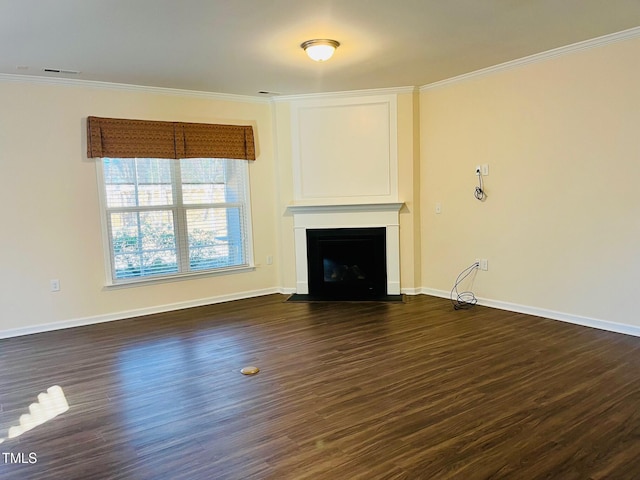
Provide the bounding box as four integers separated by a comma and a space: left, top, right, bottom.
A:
95, 158, 255, 287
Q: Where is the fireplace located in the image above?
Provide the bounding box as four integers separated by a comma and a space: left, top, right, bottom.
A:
287, 202, 404, 300
306, 227, 386, 299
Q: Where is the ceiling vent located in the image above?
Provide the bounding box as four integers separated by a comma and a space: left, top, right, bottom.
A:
43, 68, 80, 75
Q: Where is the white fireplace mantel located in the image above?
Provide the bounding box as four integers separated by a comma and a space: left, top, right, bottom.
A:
287, 202, 404, 295
287, 202, 404, 215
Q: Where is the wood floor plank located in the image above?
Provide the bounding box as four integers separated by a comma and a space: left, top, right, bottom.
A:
1, 294, 640, 479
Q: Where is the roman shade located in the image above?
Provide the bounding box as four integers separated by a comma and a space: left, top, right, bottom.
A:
87, 116, 256, 160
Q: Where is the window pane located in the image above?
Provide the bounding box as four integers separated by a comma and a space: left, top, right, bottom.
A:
109, 210, 178, 279
181, 158, 226, 204
186, 207, 246, 270
103, 158, 173, 208
136, 158, 173, 206
103, 158, 136, 207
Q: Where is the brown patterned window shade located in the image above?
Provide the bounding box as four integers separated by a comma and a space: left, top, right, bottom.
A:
87, 116, 256, 160
180, 122, 255, 160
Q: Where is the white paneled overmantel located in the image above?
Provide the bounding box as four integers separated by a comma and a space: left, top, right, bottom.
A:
287, 202, 404, 295
290, 93, 399, 205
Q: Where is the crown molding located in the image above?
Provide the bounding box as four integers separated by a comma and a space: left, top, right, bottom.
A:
273, 86, 416, 103
421, 26, 640, 92
0, 73, 271, 104
0, 72, 414, 103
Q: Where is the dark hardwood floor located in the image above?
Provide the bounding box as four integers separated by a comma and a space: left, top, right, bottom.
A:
1, 294, 640, 479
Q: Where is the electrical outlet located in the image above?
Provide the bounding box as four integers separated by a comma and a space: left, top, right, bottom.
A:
475, 165, 481, 175
50, 279, 60, 292
266, 255, 273, 265
435, 202, 442, 214
481, 164, 489, 176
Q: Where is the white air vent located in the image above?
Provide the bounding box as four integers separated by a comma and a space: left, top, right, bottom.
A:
42, 68, 80, 75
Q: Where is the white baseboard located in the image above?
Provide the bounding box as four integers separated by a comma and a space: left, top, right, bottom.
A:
420, 288, 640, 338
400, 287, 422, 295
4, 286, 638, 340
0, 287, 285, 340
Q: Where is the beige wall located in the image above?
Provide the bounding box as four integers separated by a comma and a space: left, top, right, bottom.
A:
0, 81, 279, 335
272, 101, 297, 291
397, 91, 421, 291
420, 36, 640, 327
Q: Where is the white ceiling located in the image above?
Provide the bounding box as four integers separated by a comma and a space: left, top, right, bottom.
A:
2, 0, 640, 97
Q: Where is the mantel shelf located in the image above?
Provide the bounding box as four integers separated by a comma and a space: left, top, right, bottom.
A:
287, 202, 404, 214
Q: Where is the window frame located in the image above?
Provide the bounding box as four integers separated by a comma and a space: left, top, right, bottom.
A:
95, 157, 255, 287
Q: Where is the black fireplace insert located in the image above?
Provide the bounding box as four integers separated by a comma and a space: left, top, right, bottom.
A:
305, 227, 387, 300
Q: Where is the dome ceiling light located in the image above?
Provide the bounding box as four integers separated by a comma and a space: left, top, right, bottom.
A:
300, 39, 340, 62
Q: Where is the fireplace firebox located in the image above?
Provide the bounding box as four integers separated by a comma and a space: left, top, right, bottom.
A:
306, 227, 387, 300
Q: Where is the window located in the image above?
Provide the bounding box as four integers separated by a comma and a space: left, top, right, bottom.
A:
98, 157, 252, 284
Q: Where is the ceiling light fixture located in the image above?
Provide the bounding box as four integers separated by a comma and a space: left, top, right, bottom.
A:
300, 39, 340, 62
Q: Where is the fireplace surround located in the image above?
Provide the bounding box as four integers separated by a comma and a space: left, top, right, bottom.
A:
287, 203, 403, 298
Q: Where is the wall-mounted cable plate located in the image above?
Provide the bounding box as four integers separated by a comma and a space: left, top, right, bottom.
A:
475, 259, 488, 271
475, 165, 489, 175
